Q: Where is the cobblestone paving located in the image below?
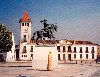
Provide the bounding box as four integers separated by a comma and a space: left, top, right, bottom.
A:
0, 61, 99, 77
89, 70, 100, 77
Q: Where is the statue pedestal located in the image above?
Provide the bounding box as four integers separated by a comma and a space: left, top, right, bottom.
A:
32, 45, 58, 70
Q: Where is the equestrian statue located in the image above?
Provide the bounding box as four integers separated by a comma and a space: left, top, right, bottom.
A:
31, 19, 58, 45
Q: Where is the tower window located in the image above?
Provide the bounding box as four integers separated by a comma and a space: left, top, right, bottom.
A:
23, 35, 27, 42
25, 23, 27, 26
27, 23, 29, 26
22, 23, 24, 26
22, 46, 27, 53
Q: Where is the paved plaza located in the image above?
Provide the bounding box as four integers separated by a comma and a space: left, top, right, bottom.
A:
0, 61, 100, 77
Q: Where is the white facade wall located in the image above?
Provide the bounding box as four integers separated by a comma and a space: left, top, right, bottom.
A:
20, 22, 32, 43
57, 41, 97, 61
19, 18, 32, 60
19, 43, 34, 60
6, 33, 16, 61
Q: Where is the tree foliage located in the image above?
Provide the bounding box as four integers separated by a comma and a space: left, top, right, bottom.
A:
0, 23, 13, 53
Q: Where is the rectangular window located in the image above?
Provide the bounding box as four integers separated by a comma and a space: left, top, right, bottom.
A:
80, 54, 82, 59
68, 46, 72, 52
27, 23, 29, 26
22, 23, 24, 26
91, 47, 95, 53
74, 54, 76, 59
57, 46, 60, 52
58, 54, 60, 60
63, 54, 66, 60
25, 23, 27, 26
79, 47, 83, 53
85, 47, 89, 53
74, 47, 77, 53
22, 46, 27, 53
30, 46, 33, 52
31, 54, 33, 57
63, 46, 66, 52
86, 54, 88, 59
92, 54, 94, 59
23, 35, 27, 42
31, 54, 33, 59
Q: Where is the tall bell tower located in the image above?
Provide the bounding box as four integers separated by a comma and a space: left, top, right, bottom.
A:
19, 11, 32, 43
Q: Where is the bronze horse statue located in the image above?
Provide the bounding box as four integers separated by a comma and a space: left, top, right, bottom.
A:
31, 19, 58, 45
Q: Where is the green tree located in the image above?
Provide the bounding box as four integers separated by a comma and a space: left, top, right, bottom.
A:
0, 23, 13, 53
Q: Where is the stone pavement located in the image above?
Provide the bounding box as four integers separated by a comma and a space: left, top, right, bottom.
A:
89, 70, 100, 77
0, 61, 99, 77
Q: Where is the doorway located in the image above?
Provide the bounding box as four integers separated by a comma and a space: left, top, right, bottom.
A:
68, 54, 71, 61
16, 49, 19, 60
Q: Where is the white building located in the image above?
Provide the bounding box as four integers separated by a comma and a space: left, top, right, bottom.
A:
19, 11, 33, 60
6, 32, 16, 62
19, 11, 58, 61
57, 40, 97, 61
19, 11, 98, 62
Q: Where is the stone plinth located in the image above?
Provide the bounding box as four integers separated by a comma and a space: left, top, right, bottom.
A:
32, 45, 58, 70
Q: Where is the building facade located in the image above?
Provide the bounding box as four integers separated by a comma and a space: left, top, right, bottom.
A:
19, 11, 33, 60
6, 33, 16, 61
57, 40, 97, 61
19, 11, 98, 61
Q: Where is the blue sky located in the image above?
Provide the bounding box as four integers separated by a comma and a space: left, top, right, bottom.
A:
0, 0, 100, 44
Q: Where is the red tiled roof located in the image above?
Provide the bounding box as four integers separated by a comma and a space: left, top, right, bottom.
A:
60, 39, 97, 45
19, 11, 31, 22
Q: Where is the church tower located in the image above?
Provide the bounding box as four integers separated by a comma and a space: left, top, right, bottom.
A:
19, 11, 32, 43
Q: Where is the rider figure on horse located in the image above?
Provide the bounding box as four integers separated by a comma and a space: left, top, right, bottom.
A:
40, 19, 49, 28
31, 19, 58, 45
